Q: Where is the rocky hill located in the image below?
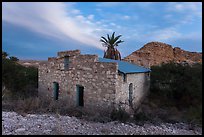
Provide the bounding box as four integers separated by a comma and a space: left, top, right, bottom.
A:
123, 42, 202, 68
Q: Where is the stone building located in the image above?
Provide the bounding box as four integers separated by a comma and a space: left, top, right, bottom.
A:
38, 50, 151, 115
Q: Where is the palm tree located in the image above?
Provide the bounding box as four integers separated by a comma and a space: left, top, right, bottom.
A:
100, 32, 124, 60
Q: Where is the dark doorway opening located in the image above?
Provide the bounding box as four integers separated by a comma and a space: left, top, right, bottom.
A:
53, 82, 59, 100
76, 85, 84, 107
129, 83, 133, 107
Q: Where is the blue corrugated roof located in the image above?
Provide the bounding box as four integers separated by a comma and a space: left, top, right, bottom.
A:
98, 58, 151, 74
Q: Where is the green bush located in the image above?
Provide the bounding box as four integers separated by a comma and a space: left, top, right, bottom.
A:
2, 51, 38, 98
183, 105, 202, 126
134, 112, 150, 122
150, 62, 202, 107
149, 62, 202, 125
110, 107, 130, 122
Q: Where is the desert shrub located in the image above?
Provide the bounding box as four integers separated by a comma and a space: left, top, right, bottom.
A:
149, 62, 202, 125
2, 51, 38, 98
82, 108, 113, 123
150, 62, 202, 108
85, 114, 112, 123
134, 111, 151, 122
183, 105, 202, 126
110, 107, 130, 122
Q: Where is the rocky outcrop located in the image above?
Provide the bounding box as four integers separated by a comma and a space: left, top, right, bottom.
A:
123, 42, 202, 68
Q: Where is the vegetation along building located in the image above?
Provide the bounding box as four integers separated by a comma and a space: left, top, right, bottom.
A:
38, 50, 151, 114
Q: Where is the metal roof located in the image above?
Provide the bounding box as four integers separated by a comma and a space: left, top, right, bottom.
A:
98, 58, 151, 74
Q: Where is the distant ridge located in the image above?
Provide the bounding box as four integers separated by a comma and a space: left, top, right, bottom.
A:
18, 60, 46, 68
123, 41, 202, 68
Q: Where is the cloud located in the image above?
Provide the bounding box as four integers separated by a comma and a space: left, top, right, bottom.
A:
70, 9, 81, 14
163, 2, 202, 28
97, 2, 122, 7
97, 2, 154, 9
122, 15, 130, 20
2, 2, 104, 50
167, 2, 202, 18
149, 28, 181, 41
123, 26, 182, 43
135, 26, 201, 46
87, 14, 94, 20
110, 23, 116, 26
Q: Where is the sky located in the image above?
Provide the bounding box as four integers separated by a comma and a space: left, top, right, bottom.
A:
2, 2, 202, 60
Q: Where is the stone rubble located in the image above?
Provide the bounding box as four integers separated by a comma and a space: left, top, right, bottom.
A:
2, 111, 202, 135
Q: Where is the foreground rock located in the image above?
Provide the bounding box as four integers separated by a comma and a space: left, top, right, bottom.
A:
2, 111, 202, 135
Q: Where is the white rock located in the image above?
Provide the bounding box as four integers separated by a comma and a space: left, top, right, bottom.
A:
2, 111, 202, 135
15, 128, 26, 132
43, 129, 52, 134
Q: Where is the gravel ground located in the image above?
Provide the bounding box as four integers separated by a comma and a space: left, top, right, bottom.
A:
2, 111, 202, 135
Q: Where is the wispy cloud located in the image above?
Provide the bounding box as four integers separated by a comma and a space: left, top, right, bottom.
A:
2, 2, 104, 50
87, 14, 94, 20
145, 27, 181, 41
2, 2, 202, 58
122, 15, 130, 20
167, 2, 202, 18
97, 2, 122, 7
155, 2, 201, 29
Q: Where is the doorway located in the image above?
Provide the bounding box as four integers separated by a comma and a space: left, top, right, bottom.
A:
129, 83, 133, 107
76, 85, 84, 107
53, 82, 59, 100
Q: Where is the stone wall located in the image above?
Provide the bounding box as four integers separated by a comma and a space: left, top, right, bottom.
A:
39, 50, 150, 115
57, 50, 80, 58
38, 50, 118, 114
115, 72, 150, 113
